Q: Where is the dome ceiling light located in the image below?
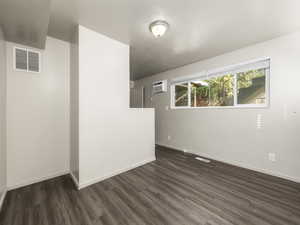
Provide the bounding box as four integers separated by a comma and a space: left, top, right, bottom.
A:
149, 20, 169, 38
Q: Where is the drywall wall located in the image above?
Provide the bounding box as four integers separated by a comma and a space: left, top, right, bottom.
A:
77, 26, 155, 188
0, 26, 7, 207
135, 31, 300, 182
70, 26, 79, 183
6, 37, 70, 189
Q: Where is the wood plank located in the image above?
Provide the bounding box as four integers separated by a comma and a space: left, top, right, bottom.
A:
0, 146, 300, 225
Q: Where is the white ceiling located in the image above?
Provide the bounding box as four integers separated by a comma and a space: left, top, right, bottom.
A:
0, 0, 51, 48
1, 0, 300, 79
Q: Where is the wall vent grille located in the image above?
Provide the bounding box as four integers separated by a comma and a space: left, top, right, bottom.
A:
14, 47, 41, 73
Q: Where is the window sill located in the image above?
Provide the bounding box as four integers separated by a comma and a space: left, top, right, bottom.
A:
170, 105, 269, 110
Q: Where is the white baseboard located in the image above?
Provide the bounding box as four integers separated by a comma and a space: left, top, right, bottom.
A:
157, 143, 300, 184
70, 171, 79, 190
78, 157, 156, 190
8, 170, 70, 191
0, 189, 7, 212
6, 158, 156, 191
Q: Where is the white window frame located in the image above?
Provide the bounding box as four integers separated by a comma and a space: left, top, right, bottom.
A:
13, 46, 41, 73
170, 58, 270, 109
171, 81, 190, 108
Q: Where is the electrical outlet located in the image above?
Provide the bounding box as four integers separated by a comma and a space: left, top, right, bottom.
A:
268, 153, 276, 162
165, 105, 169, 111
167, 135, 171, 141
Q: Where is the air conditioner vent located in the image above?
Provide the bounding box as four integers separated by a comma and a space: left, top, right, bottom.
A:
15, 48, 27, 71
28, 51, 40, 72
14, 47, 41, 73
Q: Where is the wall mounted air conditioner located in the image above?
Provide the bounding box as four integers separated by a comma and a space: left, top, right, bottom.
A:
152, 80, 167, 94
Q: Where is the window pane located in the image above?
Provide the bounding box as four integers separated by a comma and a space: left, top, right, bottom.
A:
190, 80, 209, 107
209, 74, 234, 106
174, 83, 188, 107
237, 69, 266, 105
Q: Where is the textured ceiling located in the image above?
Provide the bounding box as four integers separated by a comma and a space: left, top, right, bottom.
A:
1, 0, 300, 80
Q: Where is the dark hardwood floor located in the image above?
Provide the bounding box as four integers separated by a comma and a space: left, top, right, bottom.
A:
1, 146, 300, 225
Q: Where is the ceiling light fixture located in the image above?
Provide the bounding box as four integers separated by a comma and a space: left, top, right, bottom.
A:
149, 20, 169, 38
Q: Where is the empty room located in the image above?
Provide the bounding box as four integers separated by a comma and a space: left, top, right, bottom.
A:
0, 0, 300, 224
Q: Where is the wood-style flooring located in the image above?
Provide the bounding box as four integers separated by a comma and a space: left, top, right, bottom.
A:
1, 146, 300, 225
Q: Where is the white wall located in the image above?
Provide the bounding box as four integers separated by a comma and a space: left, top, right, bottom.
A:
136, 31, 300, 182
0, 26, 7, 205
6, 37, 70, 189
70, 27, 79, 182
77, 26, 155, 188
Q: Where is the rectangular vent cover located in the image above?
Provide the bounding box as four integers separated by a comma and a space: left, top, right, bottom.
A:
15, 48, 27, 70
14, 47, 40, 73
152, 80, 167, 94
28, 51, 39, 72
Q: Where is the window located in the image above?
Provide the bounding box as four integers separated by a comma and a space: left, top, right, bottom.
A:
171, 59, 270, 108
237, 69, 266, 105
174, 82, 188, 107
208, 74, 234, 107
190, 79, 209, 107
14, 47, 41, 73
